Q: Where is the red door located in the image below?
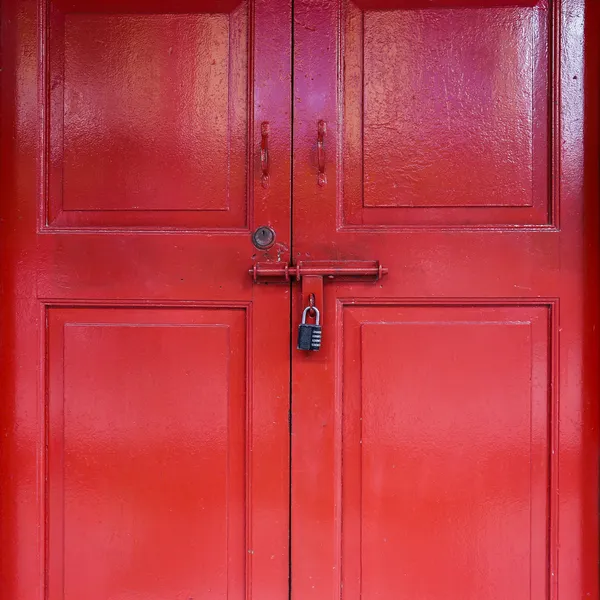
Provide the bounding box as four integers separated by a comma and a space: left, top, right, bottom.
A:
292, 1, 599, 599
1, 1, 599, 599
0, 0, 292, 598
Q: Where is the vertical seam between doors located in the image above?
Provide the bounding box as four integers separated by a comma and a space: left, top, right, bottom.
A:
288, 1, 295, 598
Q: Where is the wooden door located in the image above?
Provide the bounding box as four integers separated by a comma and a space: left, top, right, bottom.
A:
292, 1, 599, 599
2, 1, 599, 599
0, 1, 291, 598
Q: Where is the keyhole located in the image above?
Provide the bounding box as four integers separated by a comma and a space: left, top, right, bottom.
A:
252, 226, 276, 249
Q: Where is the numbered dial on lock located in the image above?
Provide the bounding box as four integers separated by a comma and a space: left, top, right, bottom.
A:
297, 306, 322, 351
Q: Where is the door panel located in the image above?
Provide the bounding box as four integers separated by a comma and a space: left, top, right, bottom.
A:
342, 306, 549, 599
292, 1, 598, 599
0, 0, 292, 598
48, 308, 246, 600
343, 1, 549, 225
48, 0, 249, 228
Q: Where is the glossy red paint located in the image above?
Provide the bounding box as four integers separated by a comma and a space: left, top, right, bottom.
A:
1, 0, 599, 599
0, 0, 291, 598
292, 0, 599, 598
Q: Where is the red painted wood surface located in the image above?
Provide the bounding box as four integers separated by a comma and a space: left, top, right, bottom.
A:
48, 309, 248, 598
1, 0, 599, 599
0, 0, 292, 598
292, 1, 599, 599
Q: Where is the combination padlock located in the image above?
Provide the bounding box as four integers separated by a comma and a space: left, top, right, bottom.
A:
297, 306, 322, 351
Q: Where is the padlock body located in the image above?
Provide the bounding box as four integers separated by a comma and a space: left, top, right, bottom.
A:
297, 323, 322, 351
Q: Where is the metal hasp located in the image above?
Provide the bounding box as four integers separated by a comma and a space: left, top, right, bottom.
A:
250, 260, 388, 346
249, 260, 388, 284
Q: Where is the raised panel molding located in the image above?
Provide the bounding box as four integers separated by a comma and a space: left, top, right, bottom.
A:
44, 306, 248, 599
41, 0, 251, 231
340, 302, 555, 599
340, 0, 556, 229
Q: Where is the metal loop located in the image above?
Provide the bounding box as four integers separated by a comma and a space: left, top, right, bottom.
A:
307, 293, 317, 316
302, 305, 320, 325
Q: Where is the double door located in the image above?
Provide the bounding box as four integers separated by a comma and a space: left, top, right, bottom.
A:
1, 0, 598, 598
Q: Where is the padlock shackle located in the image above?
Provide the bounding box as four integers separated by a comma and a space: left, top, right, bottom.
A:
301, 305, 320, 325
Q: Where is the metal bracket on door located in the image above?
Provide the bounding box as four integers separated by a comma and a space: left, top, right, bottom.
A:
250, 260, 388, 335
249, 260, 388, 284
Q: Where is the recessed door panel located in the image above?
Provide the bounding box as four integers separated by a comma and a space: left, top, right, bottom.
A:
48, 308, 246, 600
47, 0, 249, 229
342, 306, 549, 599
342, 0, 550, 227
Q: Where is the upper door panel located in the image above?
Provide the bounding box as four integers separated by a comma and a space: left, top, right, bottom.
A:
45, 0, 251, 230
342, 0, 550, 228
